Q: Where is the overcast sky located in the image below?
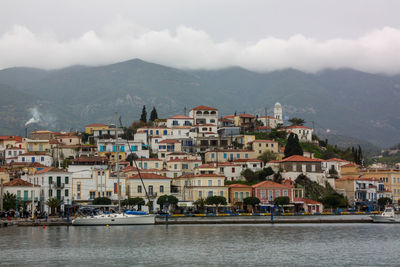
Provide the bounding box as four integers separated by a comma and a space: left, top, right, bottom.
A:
1, 0, 400, 74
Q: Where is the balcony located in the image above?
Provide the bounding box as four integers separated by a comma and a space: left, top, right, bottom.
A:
51, 181, 65, 189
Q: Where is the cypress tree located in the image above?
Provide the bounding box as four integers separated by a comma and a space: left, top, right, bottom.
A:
140, 105, 147, 123
150, 107, 158, 122
284, 133, 303, 158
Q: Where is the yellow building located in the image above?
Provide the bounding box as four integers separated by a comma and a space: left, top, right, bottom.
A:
0, 168, 10, 183
0, 136, 23, 148
98, 151, 127, 164
360, 169, 400, 204
173, 174, 228, 202
126, 173, 171, 199
85, 123, 109, 135
249, 139, 279, 156
23, 139, 51, 152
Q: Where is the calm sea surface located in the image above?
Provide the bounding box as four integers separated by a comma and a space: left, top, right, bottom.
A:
1, 224, 399, 266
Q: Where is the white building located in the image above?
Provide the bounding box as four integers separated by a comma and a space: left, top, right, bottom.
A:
285, 125, 314, 142
97, 139, 149, 158
3, 178, 41, 212
189, 105, 218, 125
166, 115, 193, 128
4, 147, 25, 163
23, 167, 72, 214
17, 152, 53, 167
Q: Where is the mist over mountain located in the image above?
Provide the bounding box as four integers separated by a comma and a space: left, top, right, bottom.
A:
0, 58, 399, 149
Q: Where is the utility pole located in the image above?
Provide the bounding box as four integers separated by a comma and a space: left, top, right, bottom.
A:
31, 177, 35, 220
115, 112, 121, 212
0, 178, 3, 211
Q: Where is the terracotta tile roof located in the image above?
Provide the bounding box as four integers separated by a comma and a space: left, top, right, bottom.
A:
294, 198, 322, 205
86, 123, 107, 127
6, 147, 24, 150
0, 168, 7, 172
341, 163, 360, 167
72, 156, 108, 163
0, 136, 23, 142
249, 139, 277, 144
136, 158, 162, 161
178, 173, 225, 178
219, 118, 234, 122
336, 176, 379, 182
233, 159, 262, 163
36, 167, 66, 174
159, 139, 180, 144
279, 155, 323, 162
127, 173, 170, 179
191, 105, 218, 111
4, 178, 38, 187
195, 124, 217, 127
169, 115, 192, 119
168, 158, 202, 162
20, 151, 49, 156
325, 158, 350, 162
285, 125, 312, 130
228, 183, 252, 188
29, 162, 47, 168
252, 180, 294, 188
238, 114, 256, 118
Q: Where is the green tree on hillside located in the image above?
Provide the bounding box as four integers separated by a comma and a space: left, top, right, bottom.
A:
257, 151, 277, 163
288, 117, 305, 126
150, 107, 158, 122
284, 133, 303, 158
140, 105, 147, 123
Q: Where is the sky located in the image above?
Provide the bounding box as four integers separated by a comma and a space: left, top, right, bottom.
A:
1, 0, 400, 74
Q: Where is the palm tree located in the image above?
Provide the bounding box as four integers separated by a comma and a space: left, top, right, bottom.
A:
194, 198, 206, 213
46, 197, 62, 215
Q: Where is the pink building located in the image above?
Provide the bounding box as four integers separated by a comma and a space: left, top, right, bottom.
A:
252, 179, 295, 204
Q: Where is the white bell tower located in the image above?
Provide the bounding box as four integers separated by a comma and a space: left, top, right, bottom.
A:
274, 102, 283, 120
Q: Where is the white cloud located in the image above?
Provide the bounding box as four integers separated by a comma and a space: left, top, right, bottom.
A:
1, 18, 400, 74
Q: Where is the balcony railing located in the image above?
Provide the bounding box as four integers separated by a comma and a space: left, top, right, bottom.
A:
51, 182, 65, 189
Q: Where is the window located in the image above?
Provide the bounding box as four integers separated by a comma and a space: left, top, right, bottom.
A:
261, 190, 266, 199
49, 189, 53, 197
223, 153, 227, 159
292, 165, 297, 172
246, 192, 250, 198
89, 192, 96, 199
275, 190, 281, 198
237, 153, 240, 159
240, 192, 244, 200
160, 185, 164, 193
199, 191, 203, 198
235, 192, 239, 199
194, 164, 198, 168
148, 186, 154, 195
144, 163, 148, 169
283, 190, 288, 196
138, 185, 142, 193
311, 165, 316, 172
232, 167, 235, 173
174, 164, 178, 169
22, 157, 25, 162
155, 163, 159, 168
48, 176, 53, 184
197, 180, 201, 186
29, 144, 33, 151
65, 189, 69, 197
211, 153, 215, 159
245, 154, 248, 159
208, 191, 213, 197
218, 180, 222, 186
163, 130, 168, 135
220, 191, 224, 196
302, 164, 306, 172
39, 144, 43, 151
208, 180, 212, 186
268, 190, 273, 200
106, 191, 111, 197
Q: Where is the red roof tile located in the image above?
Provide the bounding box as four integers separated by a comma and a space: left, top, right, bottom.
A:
36, 167, 66, 174
159, 139, 180, 144
191, 105, 218, 111
233, 159, 262, 163
4, 178, 38, 187
252, 180, 294, 188
228, 184, 252, 188
127, 173, 170, 179
279, 155, 323, 162
169, 115, 192, 119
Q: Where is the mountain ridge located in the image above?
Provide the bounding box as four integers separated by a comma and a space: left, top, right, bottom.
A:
0, 59, 399, 148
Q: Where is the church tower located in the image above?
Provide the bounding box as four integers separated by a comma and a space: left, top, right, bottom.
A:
274, 102, 283, 120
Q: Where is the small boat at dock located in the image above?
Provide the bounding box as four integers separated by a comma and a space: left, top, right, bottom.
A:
371, 207, 400, 223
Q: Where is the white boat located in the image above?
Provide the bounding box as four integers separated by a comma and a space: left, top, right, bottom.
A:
72, 212, 155, 226
371, 207, 400, 223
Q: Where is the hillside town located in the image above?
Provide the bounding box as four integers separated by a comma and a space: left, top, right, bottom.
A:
0, 103, 399, 217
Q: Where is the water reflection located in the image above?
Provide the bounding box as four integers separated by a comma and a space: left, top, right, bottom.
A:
1, 224, 399, 266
